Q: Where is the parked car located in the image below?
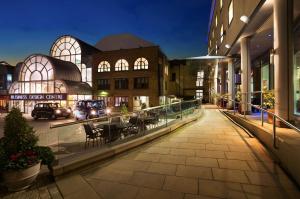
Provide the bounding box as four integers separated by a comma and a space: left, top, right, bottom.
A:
31, 103, 72, 120
74, 100, 107, 120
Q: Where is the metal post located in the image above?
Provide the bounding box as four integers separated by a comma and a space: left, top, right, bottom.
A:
165, 104, 168, 127
180, 101, 183, 120
261, 92, 264, 126
244, 93, 246, 118
233, 100, 236, 115
273, 115, 277, 149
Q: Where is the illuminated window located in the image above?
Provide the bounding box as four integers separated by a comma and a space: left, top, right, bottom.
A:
220, 0, 223, 9
196, 70, 204, 87
220, 25, 224, 42
228, 0, 233, 25
134, 57, 148, 70
98, 61, 110, 72
196, 90, 203, 99
115, 59, 129, 71
215, 15, 218, 27
115, 96, 128, 107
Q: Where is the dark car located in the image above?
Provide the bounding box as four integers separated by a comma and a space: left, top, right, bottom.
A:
31, 103, 72, 120
74, 100, 107, 120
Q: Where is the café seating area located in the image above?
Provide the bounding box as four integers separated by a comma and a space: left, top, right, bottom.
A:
82, 113, 161, 148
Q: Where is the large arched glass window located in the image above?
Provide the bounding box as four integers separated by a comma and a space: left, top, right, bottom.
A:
98, 61, 110, 72
134, 57, 148, 70
20, 55, 54, 81
115, 59, 129, 71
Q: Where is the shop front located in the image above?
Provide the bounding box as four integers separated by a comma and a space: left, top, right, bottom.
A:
9, 54, 92, 113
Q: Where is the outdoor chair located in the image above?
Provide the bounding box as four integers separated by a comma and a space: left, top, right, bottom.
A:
102, 124, 121, 143
83, 124, 102, 148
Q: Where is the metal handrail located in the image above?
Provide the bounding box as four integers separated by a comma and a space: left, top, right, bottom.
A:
213, 93, 300, 149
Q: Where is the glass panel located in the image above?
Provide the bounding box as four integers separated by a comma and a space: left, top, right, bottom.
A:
48, 69, 54, 80
31, 71, 42, 81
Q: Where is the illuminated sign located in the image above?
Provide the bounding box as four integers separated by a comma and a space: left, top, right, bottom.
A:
10, 94, 67, 100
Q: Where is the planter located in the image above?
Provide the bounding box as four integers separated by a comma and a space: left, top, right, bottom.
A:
267, 109, 275, 124
2, 161, 41, 191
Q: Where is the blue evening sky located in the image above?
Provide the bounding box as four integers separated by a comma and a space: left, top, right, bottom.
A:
0, 0, 211, 65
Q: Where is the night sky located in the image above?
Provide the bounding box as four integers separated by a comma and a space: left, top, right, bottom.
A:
0, 0, 211, 65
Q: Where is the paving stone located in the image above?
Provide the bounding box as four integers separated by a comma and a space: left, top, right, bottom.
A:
184, 194, 218, 199
242, 184, 284, 199
84, 166, 134, 183
225, 151, 257, 161
134, 153, 161, 162
176, 165, 213, 179
144, 147, 171, 155
196, 150, 225, 158
108, 159, 150, 172
212, 168, 249, 183
186, 157, 219, 168
147, 162, 177, 175
177, 142, 206, 150
217, 159, 251, 170
171, 148, 196, 156
206, 144, 229, 151
198, 179, 246, 199
159, 154, 187, 165
136, 187, 184, 199
187, 138, 212, 144
87, 178, 138, 199
163, 176, 198, 194
128, 171, 165, 189
245, 171, 277, 186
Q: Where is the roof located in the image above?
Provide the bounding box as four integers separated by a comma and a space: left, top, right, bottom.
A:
63, 80, 92, 95
95, 33, 156, 51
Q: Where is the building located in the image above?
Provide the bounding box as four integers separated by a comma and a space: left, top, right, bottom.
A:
9, 54, 92, 113
8, 34, 170, 113
93, 34, 169, 111
0, 61, 15, 111
207, 0, 300, 123
168, 59, 212, 103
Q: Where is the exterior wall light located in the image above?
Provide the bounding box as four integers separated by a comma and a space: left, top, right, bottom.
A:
240, 15, 249, 23
225, 44, 231, 49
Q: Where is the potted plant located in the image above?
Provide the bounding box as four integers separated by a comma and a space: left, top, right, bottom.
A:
263, 88, 275, 123
0, 107, 55, 191
120, 104, 130, 121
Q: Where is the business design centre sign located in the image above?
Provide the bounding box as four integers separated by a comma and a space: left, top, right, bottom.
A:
10, 94, 67, 100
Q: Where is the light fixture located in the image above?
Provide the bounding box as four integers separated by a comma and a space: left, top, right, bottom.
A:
240, 15, 249, 23
225, 44, 231, 49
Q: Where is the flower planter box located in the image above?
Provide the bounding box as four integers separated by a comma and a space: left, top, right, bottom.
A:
2, 161, 41, 191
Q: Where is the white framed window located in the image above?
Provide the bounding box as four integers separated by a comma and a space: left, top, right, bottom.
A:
115, 59, 129, 71
228, 0, 234, 25
134, 57, 148, 70
98, 61, 110, 72
196, 90, 203, 99
196, 70, 204, 87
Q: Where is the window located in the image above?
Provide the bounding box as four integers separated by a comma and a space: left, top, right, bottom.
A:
196, 90, 203, 99
115, 96, 128, 107
115, 59, 129, 71
97, 79, 110, 90
220, 0, 223, 9
212, 29, 215, 39
98, 61, 110, 72
115, 78, 128, 89
220, 24, 224, 42
134, 57, 148, 70
215, 15, 218, 27
228, 0, 233, 25
134, 77, 149, 89
196, 70, 204, 87
171, 73, 176, 81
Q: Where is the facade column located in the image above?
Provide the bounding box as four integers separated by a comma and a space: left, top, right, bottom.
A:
227, 59, 234, 109
213, 64, 219, 104
240, 37, 252, 114
273, 0, 293, 121
220, 64, 227, 95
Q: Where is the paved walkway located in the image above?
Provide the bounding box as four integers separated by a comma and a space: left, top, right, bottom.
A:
53, 108, 300, 199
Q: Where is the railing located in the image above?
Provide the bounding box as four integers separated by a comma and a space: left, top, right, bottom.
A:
37, 99, 202, 161
213, 92, 300, 149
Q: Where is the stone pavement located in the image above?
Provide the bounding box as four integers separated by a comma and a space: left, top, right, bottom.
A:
55, 107, 300, 199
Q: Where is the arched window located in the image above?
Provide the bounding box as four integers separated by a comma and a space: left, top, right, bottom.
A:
134, 57, 148, 70
20, 55, 53, 81
115, 59, 129, 71
98, 61, 111, 72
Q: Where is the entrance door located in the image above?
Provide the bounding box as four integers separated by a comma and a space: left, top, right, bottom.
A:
25, 101, 35, 114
